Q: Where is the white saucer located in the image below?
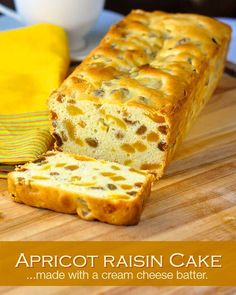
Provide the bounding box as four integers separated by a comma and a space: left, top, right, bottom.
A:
0, 9, 123, 61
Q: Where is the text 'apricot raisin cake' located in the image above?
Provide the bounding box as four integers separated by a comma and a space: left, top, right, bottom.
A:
48, 10, 231, 178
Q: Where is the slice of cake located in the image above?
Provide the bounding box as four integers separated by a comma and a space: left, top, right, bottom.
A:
8, 151, 154, 225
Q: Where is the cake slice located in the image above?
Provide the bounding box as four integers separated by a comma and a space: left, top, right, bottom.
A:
8, 151, 154, 225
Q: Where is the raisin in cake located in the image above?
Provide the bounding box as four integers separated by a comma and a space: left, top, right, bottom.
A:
48, 10, 231, 178
8, 151, 154, 225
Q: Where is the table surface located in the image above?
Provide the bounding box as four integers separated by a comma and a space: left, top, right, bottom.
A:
0, 69, 236, 294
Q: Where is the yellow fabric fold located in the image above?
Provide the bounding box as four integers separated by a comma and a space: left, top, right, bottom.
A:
0, 23, 69, 114
0, 23, 70, 177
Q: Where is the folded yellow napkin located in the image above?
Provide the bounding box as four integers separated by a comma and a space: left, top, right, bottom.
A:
0, 23, 70, 177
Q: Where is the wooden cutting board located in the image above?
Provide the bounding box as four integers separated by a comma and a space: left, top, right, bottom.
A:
0, 66, 236, 295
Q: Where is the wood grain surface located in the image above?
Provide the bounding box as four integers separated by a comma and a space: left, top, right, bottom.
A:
0, 72, 236, 295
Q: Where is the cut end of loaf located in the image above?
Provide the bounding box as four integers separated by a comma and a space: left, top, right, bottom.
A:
49, 96, 170, 177
8, 151, 155, 225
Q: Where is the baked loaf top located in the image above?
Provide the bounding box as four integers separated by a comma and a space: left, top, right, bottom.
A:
8, 151, 154, 225
53, 10, 231, 113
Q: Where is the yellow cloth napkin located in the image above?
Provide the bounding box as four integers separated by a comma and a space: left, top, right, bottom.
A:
0, 23, 69, 177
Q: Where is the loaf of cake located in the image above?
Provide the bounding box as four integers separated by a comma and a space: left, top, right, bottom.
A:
8, 151, 154, 225
48, 10, 231, 178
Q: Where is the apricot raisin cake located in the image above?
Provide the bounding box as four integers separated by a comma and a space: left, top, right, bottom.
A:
48, 10, 231, 177
8, 151, 154, 225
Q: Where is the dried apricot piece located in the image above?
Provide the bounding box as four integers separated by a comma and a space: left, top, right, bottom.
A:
101, 172, 116, 177
74, 155, 95, 162
56, 163, 66, 167
67, 105, 84, 115
75, 137, 84, 146
111, 165, 120, 170
64, 165, 79, 171
133, 141, 147, 152
110, 175, 126, 181
73, 182, 96, 186
64, 120, 76, 141
121, 144, 135, 153
106, 115, 127, 130
147, 132, 159, 142
78, 120, 86, 128
41, 165, 51, 170
120, 184, 133, 190
129, 168, 146, 175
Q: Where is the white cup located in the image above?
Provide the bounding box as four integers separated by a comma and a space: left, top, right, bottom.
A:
0, 0, 105, 52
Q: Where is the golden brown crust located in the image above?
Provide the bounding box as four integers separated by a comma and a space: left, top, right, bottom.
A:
55, 10, 231, 110
8, 155, 154, 226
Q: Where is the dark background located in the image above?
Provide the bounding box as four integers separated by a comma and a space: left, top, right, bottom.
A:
1, 0, 236, 17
